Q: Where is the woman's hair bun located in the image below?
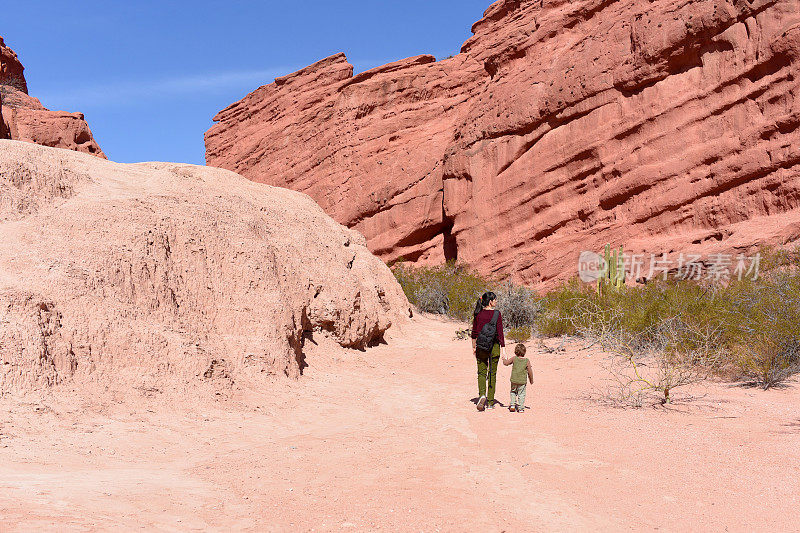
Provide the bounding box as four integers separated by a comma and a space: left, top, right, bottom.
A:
474, 291, 497, 316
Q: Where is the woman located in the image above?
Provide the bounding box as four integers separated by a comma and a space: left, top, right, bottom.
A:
471, 292, 506, 411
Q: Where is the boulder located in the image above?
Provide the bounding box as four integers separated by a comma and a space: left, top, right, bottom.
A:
0, 140, 410, 393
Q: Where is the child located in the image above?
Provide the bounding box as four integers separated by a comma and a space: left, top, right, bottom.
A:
502, 343, 533, 412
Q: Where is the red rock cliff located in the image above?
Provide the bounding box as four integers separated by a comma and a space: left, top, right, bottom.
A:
1, 36, 105, 158
206, 0, 800, 287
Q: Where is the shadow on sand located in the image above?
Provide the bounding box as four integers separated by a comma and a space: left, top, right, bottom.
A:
469, 397, 506, 408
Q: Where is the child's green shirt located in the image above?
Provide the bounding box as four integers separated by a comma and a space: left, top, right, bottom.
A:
510, 356, 529, 385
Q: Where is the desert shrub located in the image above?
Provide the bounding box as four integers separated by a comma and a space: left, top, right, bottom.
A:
507, 326, 532, 343
392, 261, 488, 321
392, 261, 541, 326
538, 263, 800, 390
723, 271, 800, 388
392, 261, 447, 314
495, 280, 542, 329
737, 340, 800, 389
412, 282, 449, 315
394, 252, 800, 390
445, 264, 490, 321
757, 244, 800, 272
535, 280, 592, 337
601, 325, 705, 406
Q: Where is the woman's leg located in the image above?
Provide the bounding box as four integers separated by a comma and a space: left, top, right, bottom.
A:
476, 350, 488, 399
487, 355, 500, 404
487, 343, 501, 404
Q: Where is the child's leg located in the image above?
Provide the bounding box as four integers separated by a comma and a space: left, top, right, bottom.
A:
517, 383, 527, 410
510, 384, 518, 407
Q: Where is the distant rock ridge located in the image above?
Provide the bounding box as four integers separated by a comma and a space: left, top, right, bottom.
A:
1, 36, 104, 158
206, 0, 800, 288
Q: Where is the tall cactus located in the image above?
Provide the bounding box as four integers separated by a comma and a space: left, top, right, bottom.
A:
597, 243, 625, 294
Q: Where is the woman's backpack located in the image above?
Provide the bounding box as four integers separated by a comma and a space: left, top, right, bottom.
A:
476, 310, 499, 353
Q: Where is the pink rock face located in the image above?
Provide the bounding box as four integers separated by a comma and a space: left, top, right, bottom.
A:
206, 0, 800, 288
1, 36, 105, 158
0, 36, 27, 93
0, 140, 410, 393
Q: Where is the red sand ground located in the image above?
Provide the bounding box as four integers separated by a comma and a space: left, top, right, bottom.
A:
1, 314, 798, 531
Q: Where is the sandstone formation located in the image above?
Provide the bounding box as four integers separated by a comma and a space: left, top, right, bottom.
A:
0, 140, 409, 393
1, 36, 105, 158
207, 0, 800, 288
0, 37, 27, 92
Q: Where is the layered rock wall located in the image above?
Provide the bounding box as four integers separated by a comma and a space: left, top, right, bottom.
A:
207, 0, 800, 287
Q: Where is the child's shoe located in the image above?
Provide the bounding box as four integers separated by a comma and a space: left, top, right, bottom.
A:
517, 406, 525, 413
509, 405, 516, 412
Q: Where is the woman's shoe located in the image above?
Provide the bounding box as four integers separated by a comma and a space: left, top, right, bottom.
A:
487, 401, 496, 409
477, 396, 487, 411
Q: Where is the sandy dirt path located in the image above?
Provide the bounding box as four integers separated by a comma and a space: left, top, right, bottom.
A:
1, 314, 798, 531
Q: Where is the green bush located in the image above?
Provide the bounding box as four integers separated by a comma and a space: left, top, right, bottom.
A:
536, 266, 800, 389
507, 326, 532, 343
392, 261, 489, 322
534, 280, 591, 337
496, 280, 542, 329
391, 261, 541, 326
393, 251, 800, 390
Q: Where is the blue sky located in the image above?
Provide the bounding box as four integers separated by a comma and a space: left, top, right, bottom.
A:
3, 1, 491, 164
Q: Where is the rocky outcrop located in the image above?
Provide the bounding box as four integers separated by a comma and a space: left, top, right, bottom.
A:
0, 37, 27, 92
1, 36, 105, 158
207, 0, 800, 288
0, 140, 409, 393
